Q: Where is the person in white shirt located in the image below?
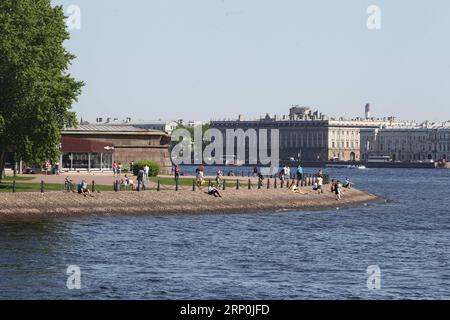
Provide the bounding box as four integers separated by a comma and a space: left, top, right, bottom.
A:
317, 176, 323, 194
143, 165, 150, 182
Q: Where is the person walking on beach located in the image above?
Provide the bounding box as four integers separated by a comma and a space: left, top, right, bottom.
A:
335, 180, 342, 200
296, 164, 303, 181
317, 176, 324, 194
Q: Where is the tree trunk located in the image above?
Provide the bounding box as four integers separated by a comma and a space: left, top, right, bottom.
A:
0, 151, 5, 183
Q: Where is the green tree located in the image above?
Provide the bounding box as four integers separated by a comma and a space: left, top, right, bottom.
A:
0, 0, 83, 178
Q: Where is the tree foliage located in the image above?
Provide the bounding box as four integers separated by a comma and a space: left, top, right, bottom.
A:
0, 0, 83, 172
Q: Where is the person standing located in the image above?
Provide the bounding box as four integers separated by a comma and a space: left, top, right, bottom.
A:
117, 162, 123, 177
296, 164, 303, 181
317, 176, 324, 194
252, 166, 258, 177
112, 161, 118, 177
137, 168, 146, 191
129, 161, 134, 174
174, 164, 180, 181
144, 164, 150, 183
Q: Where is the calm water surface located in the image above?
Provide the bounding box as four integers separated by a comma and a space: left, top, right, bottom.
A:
0, 168, 449, 299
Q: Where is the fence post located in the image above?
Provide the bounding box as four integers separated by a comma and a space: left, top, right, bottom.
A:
236, 179, 240, 190
157, 180, 160, 191
192, 179, 196, 191
274, 178, 277, 189
267, 178, 270, 189
12, 179, 16, 193
223, 180, 226, 191
92, 180, 95, 193
41, 180, 44, 193
248, 179, 251, 190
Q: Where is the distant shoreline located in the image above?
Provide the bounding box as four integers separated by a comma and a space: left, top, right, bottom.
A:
0, 187, 382, 219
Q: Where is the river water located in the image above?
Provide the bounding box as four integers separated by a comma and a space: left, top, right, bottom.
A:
0, 167, 449, 299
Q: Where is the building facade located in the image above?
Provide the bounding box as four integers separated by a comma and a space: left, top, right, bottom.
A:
60, 124, 172, 173
361, 123, 450, 162
210, 106, 428, 164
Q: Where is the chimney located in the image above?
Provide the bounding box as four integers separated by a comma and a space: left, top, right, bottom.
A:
365, 103, 371, 119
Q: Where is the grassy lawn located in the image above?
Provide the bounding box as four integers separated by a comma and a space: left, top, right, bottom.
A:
1, 176, 35, 182
0, 182, 115, 193
0, 176, 261, 193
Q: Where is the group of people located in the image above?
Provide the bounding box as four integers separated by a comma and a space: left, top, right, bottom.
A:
65, 177, 93, 197
112, 161, 123, 177
330, 178, 353, 200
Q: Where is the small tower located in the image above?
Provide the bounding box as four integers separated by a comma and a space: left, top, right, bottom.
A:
365, 103, 371, 120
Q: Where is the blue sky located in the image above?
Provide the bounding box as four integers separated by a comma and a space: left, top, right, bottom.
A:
53, 0, 450, 122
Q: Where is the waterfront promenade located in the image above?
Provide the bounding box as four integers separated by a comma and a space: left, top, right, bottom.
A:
0, 186, 380, 218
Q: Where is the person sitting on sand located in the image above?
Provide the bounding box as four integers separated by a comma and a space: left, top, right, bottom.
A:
312, 181, 318, 191
207, 185, 222, 197
122, 174, 135, 191
65, 176, 75, 192
77, 180, 92, 197
343, 178, 353, 189
290, 184, 299, 193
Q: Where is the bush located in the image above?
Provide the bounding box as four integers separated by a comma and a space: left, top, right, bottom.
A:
132, 160, 160, 177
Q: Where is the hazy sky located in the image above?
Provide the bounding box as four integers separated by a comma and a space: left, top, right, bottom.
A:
53, 0, 450, 123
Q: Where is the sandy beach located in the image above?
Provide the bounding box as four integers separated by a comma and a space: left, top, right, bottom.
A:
0, 187, 381, 219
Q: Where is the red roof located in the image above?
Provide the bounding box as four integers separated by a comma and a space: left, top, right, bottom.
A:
61, 137, 114, 153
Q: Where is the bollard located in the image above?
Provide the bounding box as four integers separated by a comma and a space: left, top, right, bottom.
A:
157, 180, 160, 191
192, 179, 196, 191
248, 179, 251, 190
41, 180, 44, 193
281, 179, 284, 189
208, 180, 211, 187
267, 178, 270, 189
258, 179, 261, 189
274, 178, 277, 189
92, 180, 95, 193
12, 179, 16, 193
176, 178, 179, 191
223, 180, 226, 191
236, 179, 240, 190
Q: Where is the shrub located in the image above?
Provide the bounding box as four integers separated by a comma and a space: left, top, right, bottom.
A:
132, 160, 160, 177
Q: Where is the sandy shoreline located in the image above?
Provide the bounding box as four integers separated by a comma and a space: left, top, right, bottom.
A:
0, 187, 382, 219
